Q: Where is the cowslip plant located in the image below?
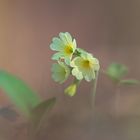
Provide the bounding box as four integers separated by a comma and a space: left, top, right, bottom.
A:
0, 32, 138, 139
105, 63, 140, 86
104, 63, 140, 117
50, 32, 140, 115
50, 32, 100, 97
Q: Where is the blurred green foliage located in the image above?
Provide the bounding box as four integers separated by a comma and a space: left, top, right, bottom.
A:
105, 63, 139, 86
120, 79, 140, 85
0, 70, 41, 117
31, 97, 56, 129
0, 70, 57, 126
105, 63, 128, 82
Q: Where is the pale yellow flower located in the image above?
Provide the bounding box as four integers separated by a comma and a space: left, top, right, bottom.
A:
50, 32, 77, 65
51, 62, 70, 83
70, 54, 100, 81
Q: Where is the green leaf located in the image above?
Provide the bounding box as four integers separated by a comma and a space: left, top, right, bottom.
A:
105, 63, 128, 81
0, 70, 41, 117
120, 79, 140, 85
30, 97, 56, 131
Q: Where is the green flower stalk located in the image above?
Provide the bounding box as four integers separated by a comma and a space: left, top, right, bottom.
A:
50, 32, 77, 65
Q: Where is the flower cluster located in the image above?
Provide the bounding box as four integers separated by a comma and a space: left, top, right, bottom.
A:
50, 32, 100, 96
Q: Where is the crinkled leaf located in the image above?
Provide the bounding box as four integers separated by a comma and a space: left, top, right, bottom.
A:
106, 63, 128, 81
30, 97, 56, 131
120, 79, 140, 85
0, 70, 41, 117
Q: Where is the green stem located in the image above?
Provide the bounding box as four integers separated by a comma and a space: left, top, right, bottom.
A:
74, 78, 81, 86
91, 71, 99, 109
114, 83, 121, 118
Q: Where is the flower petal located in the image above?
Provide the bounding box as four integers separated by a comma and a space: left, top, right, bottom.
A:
51, 63, 70, 83
59, 32, 68, 44
72, 39, 77, 51
72, 68, 83, 80
50, 37, 65, 51
64, 57, 71, 65
65, 32, 72, 42
51, 52, 63, 60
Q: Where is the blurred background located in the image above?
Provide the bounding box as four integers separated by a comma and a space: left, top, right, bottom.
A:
0, 0, 140, 140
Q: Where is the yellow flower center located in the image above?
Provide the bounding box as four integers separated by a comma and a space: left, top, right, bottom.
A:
82, 60, 92, 69
64, 45, 73, 55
